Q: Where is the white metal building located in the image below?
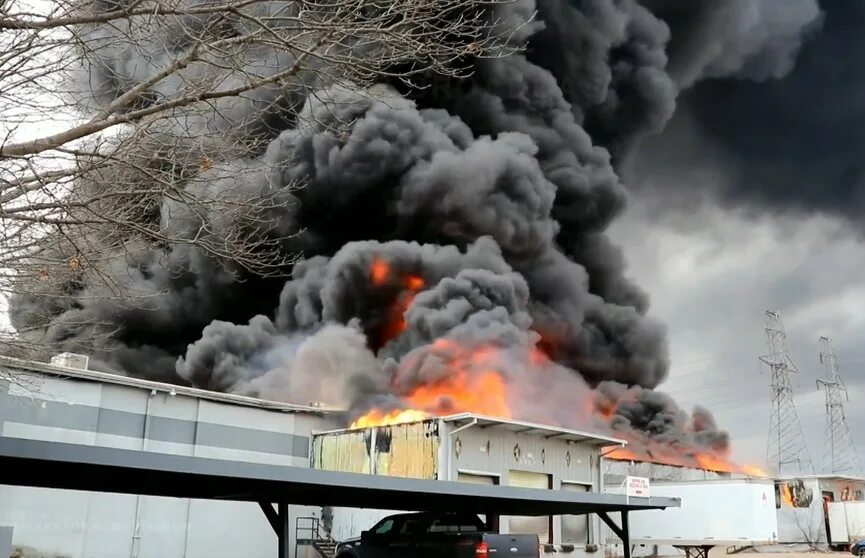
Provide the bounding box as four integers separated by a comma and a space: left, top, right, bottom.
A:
311, 413, 626, 556
775, 474, 865, 547
0, 355, 340, 558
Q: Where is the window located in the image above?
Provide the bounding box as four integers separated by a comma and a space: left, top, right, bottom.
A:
400, 519, 424, 536
561, 483, 590, 545
373, 518, 395, 535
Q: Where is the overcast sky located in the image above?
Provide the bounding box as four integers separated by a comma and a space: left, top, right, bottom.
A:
609, 194, 865, 470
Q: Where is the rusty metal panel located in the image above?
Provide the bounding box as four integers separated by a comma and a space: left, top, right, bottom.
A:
311, 420, 440, 479
312, 430, 371, 474
376, 421, 439, 479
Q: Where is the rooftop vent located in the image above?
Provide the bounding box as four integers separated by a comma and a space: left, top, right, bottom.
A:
50, 352, 90, 371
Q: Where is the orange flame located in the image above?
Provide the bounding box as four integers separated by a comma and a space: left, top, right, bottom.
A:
350, 339, 512, 427
370, 259, 390, 286
351, 409, 430, 429
351, 288, 763, 476
368, 258, 426, 348
603, 446, 767, 477
779, 482, 794, 506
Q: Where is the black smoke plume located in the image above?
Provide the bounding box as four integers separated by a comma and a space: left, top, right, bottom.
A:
8, 0, 825, 463
630, 1, 865, 224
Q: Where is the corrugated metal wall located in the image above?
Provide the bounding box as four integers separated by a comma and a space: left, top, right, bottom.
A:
312, 421, 440, 479
0, 370, 338, 558
447, 424, 596, 487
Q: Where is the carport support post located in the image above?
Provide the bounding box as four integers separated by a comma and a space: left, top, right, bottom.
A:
598, 511, 630, 558
259, 502, 291, 558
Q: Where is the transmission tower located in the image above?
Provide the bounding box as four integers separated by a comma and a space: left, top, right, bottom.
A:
759, 311, 814, 475
817, 336, 860, 474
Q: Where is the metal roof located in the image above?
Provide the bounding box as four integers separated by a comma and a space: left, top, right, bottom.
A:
0, 354, 337, 414
0, 437, 677, 516
320, 413, 627, 447
442, 413, 628, 447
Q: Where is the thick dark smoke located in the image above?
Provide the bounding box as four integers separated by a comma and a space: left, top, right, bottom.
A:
8, 0, 828, 460
631, 1, 865, 223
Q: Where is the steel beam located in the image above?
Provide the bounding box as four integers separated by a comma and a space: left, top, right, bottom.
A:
259, 502, 280, 533
278, 502, 290, 558
599, 511, 631, 558
260, 501, 291, 558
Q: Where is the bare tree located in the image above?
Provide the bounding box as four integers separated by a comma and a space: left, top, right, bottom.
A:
0, 0, 517, 358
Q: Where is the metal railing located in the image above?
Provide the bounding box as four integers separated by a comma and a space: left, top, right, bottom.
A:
296, 516, 337, 558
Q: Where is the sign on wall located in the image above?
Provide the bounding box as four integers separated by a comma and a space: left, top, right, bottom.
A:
625, 476, 650, 498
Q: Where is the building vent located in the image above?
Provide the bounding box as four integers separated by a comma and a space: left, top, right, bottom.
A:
50, 352, 90, 370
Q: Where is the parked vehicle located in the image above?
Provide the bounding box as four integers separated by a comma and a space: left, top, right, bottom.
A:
334, 512, 540, 558
850, 540, 865, 556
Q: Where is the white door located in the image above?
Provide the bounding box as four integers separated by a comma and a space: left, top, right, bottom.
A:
507, 470, 551, 544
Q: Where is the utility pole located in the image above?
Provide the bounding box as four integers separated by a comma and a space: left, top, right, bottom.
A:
817, 336, 860, 474
760, 311, 814, 475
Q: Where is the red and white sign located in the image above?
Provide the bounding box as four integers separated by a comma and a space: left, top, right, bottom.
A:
625, 476, 650, 498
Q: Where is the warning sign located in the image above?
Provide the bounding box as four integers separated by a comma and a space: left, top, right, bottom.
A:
625, 476, 650, 498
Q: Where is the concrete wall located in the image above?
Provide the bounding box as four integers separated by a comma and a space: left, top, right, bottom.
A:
602, 459, 730, 484
0, 371, 339, 558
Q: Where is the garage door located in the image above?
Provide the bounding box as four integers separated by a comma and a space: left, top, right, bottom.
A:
458, 472, 497, 485
458, 473, 497, 526
507, 470, 551, 544
561, 483, 590, 544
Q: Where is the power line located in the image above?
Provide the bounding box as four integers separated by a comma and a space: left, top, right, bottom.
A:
760, 310, 814, 475
817, 336, 860, 474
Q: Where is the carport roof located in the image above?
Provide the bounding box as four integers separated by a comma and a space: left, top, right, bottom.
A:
0, 437, 677, 516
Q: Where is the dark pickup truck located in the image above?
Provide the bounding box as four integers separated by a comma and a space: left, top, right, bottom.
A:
334, 512, 540, 558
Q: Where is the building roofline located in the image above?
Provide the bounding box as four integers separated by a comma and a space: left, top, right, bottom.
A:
315, 412, 627, 447
0, 354, 337, 415
441, 413, 628, 446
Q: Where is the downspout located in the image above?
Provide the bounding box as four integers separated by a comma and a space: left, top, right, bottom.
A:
446, 418, 478, 481
131, 390, 155, 558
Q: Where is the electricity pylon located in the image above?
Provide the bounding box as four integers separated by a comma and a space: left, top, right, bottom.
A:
817, 336, 860, 474
760, 311, 814, 475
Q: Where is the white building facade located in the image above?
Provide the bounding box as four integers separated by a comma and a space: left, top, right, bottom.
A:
0, 357, 339, 558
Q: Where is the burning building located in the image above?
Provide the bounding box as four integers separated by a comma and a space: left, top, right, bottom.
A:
774, 475, 865, 548
6, 0, 825, 479
311, 413, 623, 551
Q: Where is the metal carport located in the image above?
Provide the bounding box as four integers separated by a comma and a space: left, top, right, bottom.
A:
0, 437, 678, 558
